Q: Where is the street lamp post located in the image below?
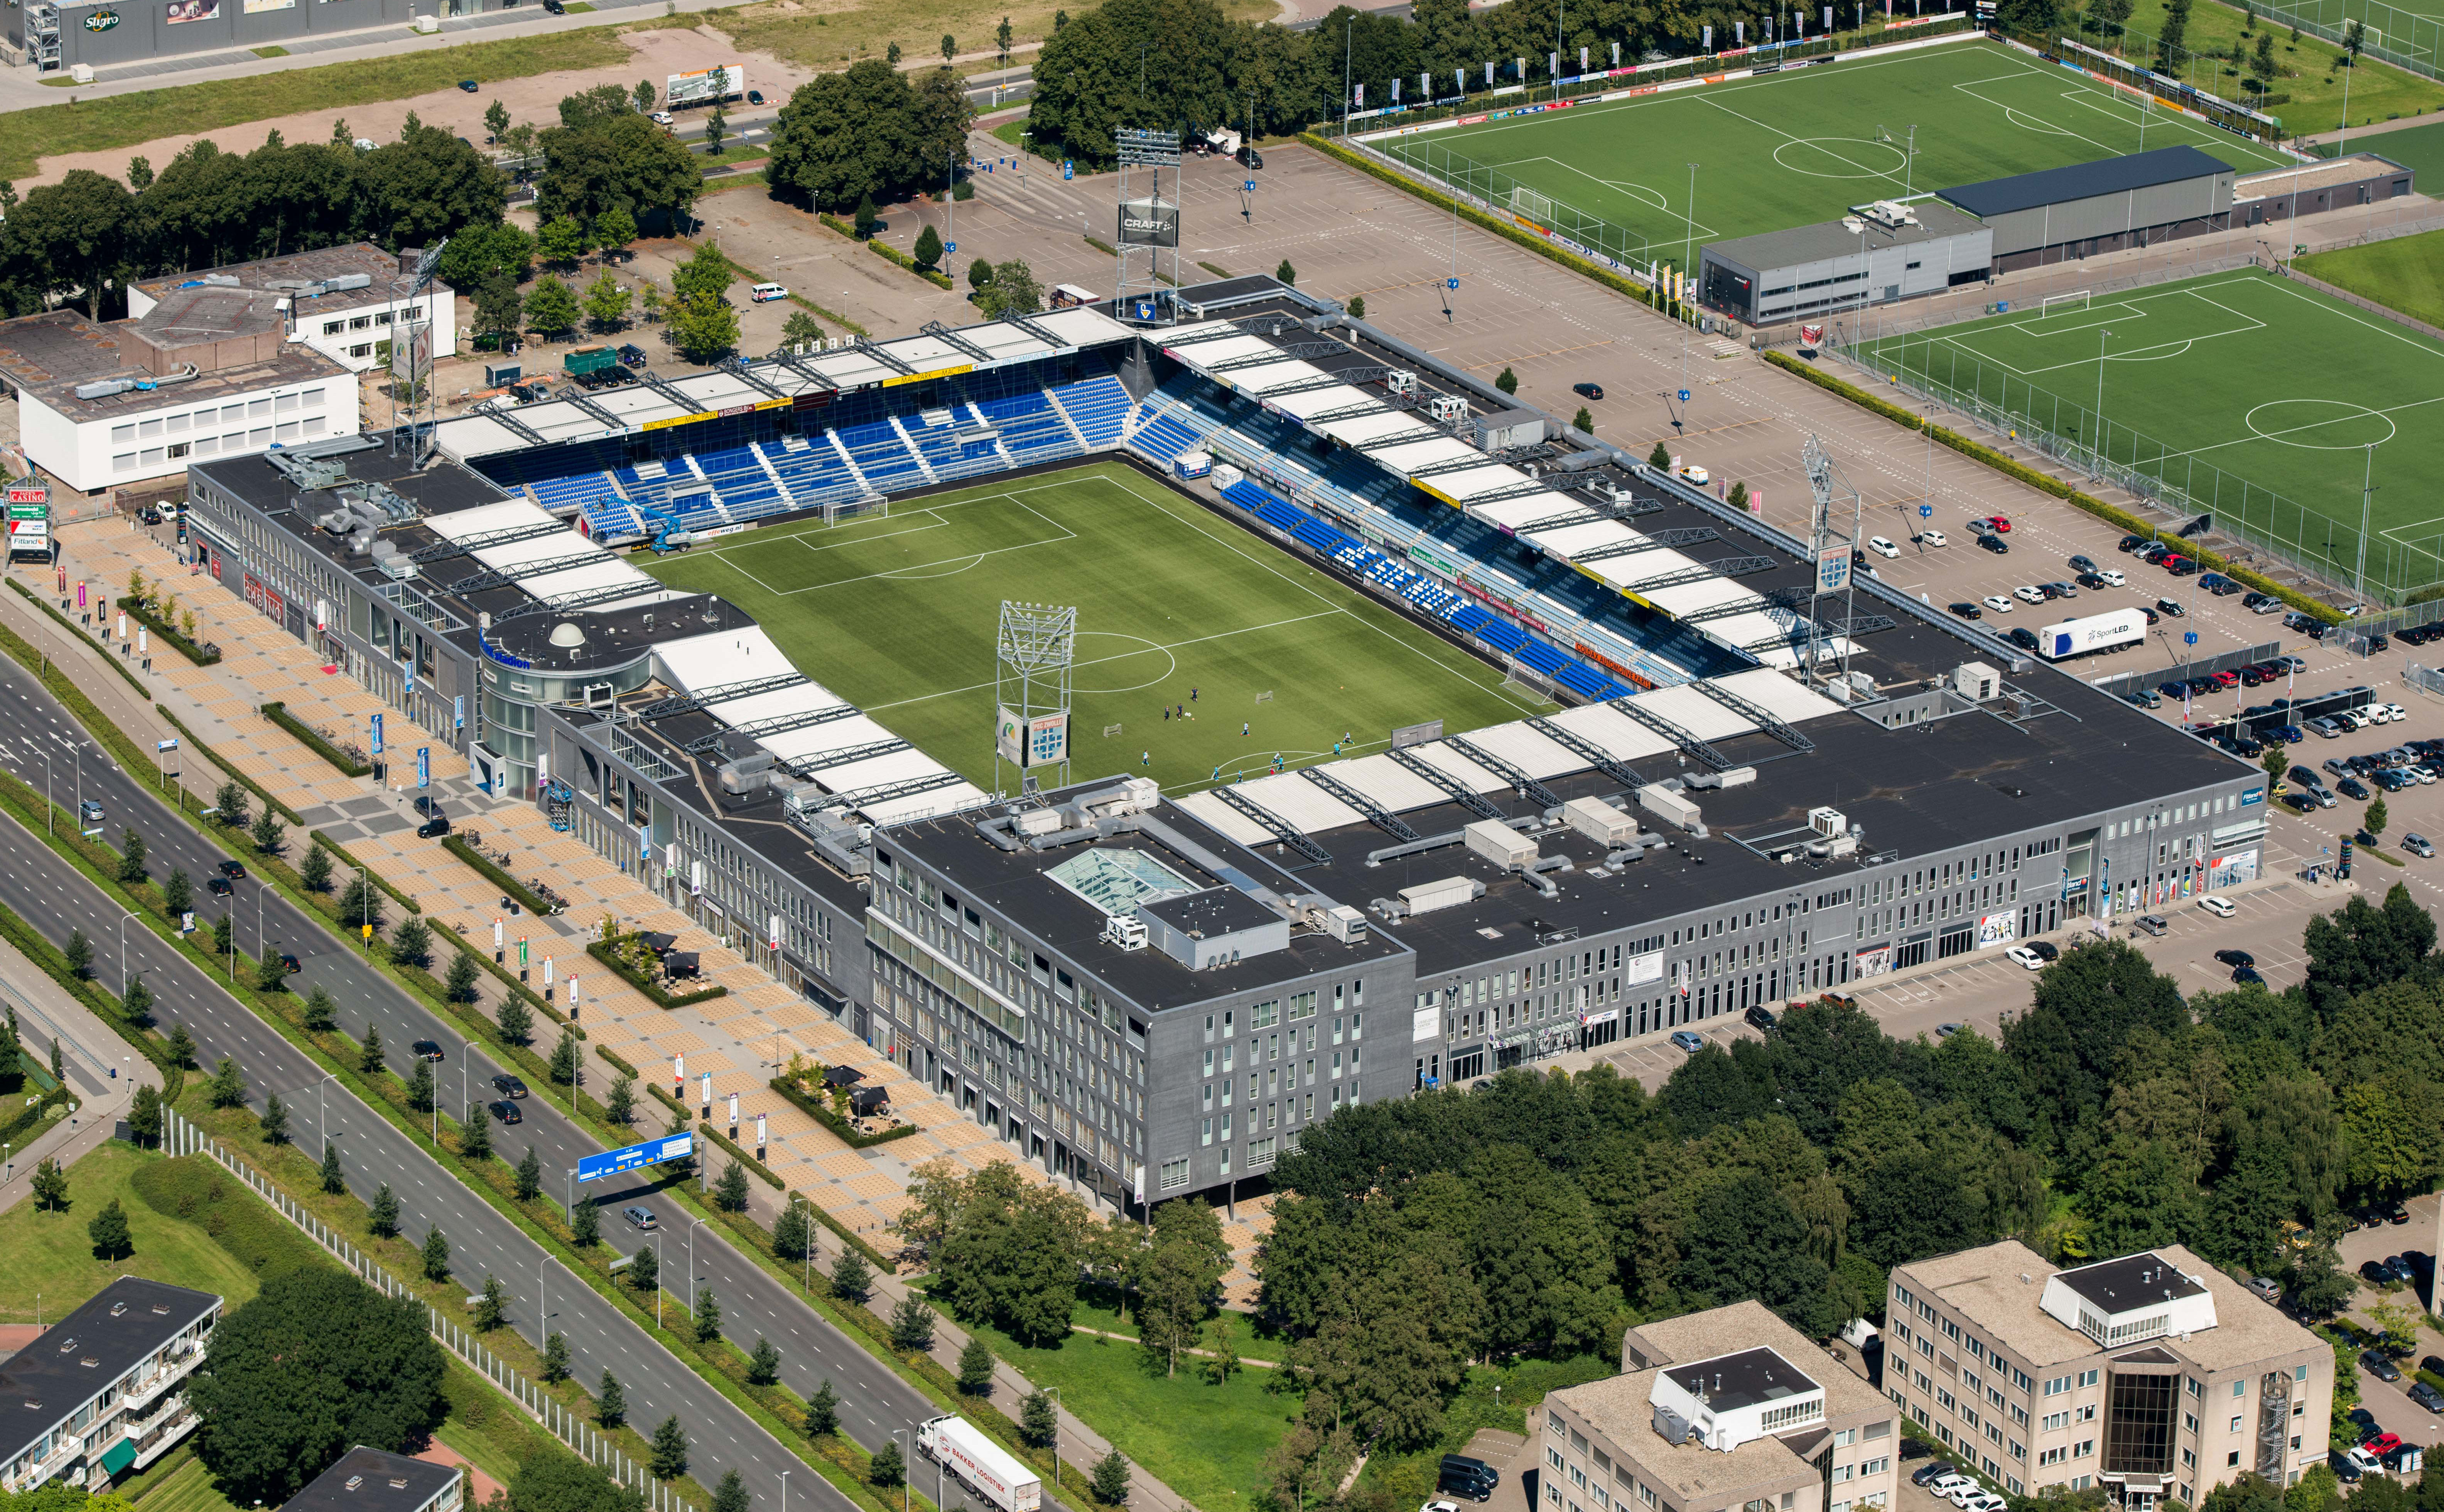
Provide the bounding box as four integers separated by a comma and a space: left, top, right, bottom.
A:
1683, 163, 1701, 295
688, 1217, 707, 1315
115, 909, 137, 989
893, 1431, 912, 1512
1044, 1386, 1063, 1489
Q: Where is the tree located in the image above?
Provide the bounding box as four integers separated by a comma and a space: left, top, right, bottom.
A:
869, 1441, 905, 1489
473, 272, 524, 349
213, 914, 234, 961
2368, 796, 2390, 843
120, 825, 147, 881
649, 1416, 689, 1480
300, 845, 333, 894
304, 984, 338, 1033
64, 927, 92, 979
527, 274, 581, 339
854, 192, 882, 238
1677, 1171, 1836, 1336
831, 1245, 873, 1301
1496, 367, 1519, 395
596, 205, 638, 257
516, 1143, 543, 1201
705, 105, 729, 155
260, 1092, 290, 1145
633, 79, 658, 114
359, 1021, 386, 1076
129, 1083, 163, 1147
213, 780, 251, 828
1021, 1390, 1057, 1448
630, 1241, 660, 1296
30, 1158, 67, 1210
250, 810, 285, 855
711, 1472, 747, 1512
1091, 1450, 1131, 1505
715, 1159, 751, 1212
958, 1334, 996, 1394
584, 273, 633, 332
668, 294, 742, 364
1275, 258, 1296, 285
913, 223, 944, 269
370, 1183, 400, 1238
1573, 405, 1595, 434
406, 1058, 436, 1114
89, 1197, 133, 1259
389, 916, 431, 970
807, 1378, 840, 1437
188, 1267, 447, 1507
598, 1370, 627, 1428
748, 1336, 781, 1385
942, 31, 957, 60
446, 952, 481, 1005
210, 1055, 247, 1109
422, 1224, 452, 1280
572, 1198, 601, 1249
435, 221, 535, 292
607, 1073, 636, 1125
486, 100, 512, 138
538, 215, 590, 267
969, 258, 994, 292
461, 1101, 493, 1163
1138, 1203, 1227, 1375
253, 946, 290, 994
890, 1293, 936, 1352
8, 171, 136, 318
542, 1331, 571, 1384
165, 869, 193, 915
977, 258, 1043, 319
765, 59, 972, 212
123, 973, 155, 1026
537, 112, 702, 231
496, 993, 533, 1045
167, 1021, 197, 1068
321, 1139, 348, 1195
474, 1274, 509, 1331
339, 874, 386, 933
2368, 1298, 2421, 1357
780, 309, 825, 349
695, 1285, 722, 1342
550, 1028, 581, 1088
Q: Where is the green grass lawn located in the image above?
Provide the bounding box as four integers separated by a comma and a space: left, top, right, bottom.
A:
940, 1305, 1295, 1512
0, 1141, 269, 1324
2342, 117, 2444, 177
128, 1454, 244, 1512
1379, 37, 2296, 268
1848, 265, 2444, 598
639, 462, 1553, 792
2072, 0, 2444, 133
2297, 224, 2444, 326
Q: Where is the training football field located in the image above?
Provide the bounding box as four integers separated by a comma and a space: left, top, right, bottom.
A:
638, 461, 1555, 791
1379, 38, 2295, 268
1848, 268, 2444, 595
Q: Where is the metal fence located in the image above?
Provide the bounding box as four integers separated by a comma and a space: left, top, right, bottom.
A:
161, 1109, 697, 1512
2238, 0, 2444, 83
2407, 661, 2444, 698
2086, 640, 2283, 700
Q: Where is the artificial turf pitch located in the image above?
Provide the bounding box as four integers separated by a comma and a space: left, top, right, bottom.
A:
1847, 267, 2444, 594
1380, 37, 2295, 268
638, 461, 1556, 791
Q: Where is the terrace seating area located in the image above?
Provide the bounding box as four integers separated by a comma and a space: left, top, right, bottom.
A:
1051, 374, 1133, 446
838, 418, 928, 489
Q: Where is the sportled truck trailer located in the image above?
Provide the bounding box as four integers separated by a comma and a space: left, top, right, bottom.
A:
916, 1416, 1040, 1512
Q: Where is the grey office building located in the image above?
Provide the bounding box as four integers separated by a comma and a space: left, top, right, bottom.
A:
1700, 200, 1992, 326
8, 0, 502, 77
1937, 144, 2236, 273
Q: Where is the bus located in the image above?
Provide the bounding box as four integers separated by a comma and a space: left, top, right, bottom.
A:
1048, 284, 1100, 310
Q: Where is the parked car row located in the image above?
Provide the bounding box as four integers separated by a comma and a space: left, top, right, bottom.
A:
1909, 1464, 2005, 1512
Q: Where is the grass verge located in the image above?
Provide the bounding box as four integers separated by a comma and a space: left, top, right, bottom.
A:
262, 700, 371, 776
2296, 226, 2444, 332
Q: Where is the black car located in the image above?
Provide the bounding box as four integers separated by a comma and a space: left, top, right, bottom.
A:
2118, 534, 2149, 552
542, 0, 562, 10
1949, 601, 1983, 621
747, 89, 765, 104
2007, 627, 2040, 651
2156, 597, 2186, 617
278, 952, 301, 974
1236, 145, 1264, 169
417, 816, 452, 838
2025, 940, 2059, 962
413, 795, 444, 817
1978, 533, 2009, 554
2137, 605, 2159, 625
2412, 1383, 2444, 1415
412, 1040, 444, 1060
2339, 778, 2371, 800
2389, 1202, 2412, 1224
2331, 1450, 2366, 1484
2076, 572, 2106, 589
1744, 1004, 1777, 1033
218, 859, 247, 878
1573, 382, 1604, 400
2365, 1350, 2403, 1382
2215, 949, 2255, 967
2068, 554, 2097, 573
2362, 1259, 2391, 1284
206, 876, 233, 897
492, 1073, 530, 1099
2233, 965, 2264, 986
1911, 1465, 1960, 1488
489, 1099, 523, 1126
618, 344, 649, 367
457, 78, 479, 92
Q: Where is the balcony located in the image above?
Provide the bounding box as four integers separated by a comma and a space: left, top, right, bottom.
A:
127, 1407, 199, 1471
118, 1350, 202, 1416
5, 1436, 81, 1493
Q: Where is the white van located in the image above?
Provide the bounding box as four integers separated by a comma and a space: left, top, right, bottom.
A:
750, 282, 789, 303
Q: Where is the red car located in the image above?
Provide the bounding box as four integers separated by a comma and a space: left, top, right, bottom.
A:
2366, 1432, 2404, 1457
2211, 670, 2241, 689
1975, 515, 2012, 533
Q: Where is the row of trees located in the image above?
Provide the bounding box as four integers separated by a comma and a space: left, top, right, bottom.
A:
1239, 884, 2441, 1457
765, 59, 975, 213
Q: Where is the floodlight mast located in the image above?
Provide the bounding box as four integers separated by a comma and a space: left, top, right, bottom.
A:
1114, 129, 1183, 325
994, 601, 1078, 794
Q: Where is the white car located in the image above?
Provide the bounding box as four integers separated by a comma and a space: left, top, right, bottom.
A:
1958, 1496, 2008, 1512
650, 110, 675, 125
1676, 463, 1711, 486
2198, 895, 2235, 918
1927, 1477, 1976, 1498
2098, 567, 2126, 586
1947, 1487, 1997, 1510
1982, 594, 2011, 614
1868, 535, 1900, 558
2012, 584, 2045, 603
1917, 528, 1948, 547
2006, 944, 2046, 970
2369, 704, 2394, 725
2383, 702, 2408, 722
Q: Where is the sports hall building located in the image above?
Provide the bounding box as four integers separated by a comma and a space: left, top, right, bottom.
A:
176, 277, 2268, 1212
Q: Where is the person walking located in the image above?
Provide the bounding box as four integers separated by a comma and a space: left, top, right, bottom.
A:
1141, 750, 1151, 767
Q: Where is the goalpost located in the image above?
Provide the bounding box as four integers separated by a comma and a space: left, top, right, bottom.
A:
1509, 185, 1556, 225
2039, 290, 2092, 321
824, 495, 888, 525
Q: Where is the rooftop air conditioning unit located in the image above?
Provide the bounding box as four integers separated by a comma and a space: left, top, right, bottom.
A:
1323, 904, 1368, 943
1953, 661, 2002, 701
1809, 806, 1848, 838
1102, 913, 1149, 952
1386, 370, 1419, 397
1427, 393, 1468, 425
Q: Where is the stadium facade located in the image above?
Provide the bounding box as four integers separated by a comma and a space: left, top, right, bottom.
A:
179, 277, 2268, 1212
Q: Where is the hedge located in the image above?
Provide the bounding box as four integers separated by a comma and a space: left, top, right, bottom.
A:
694, 1115, 786, 1189
157, 704, 303, 824
262, 700, 372, 776
816, 213, 955, 288
1760, 349, 2345, 623
317, 830, 422, 914
0, 1081, 73, 1149
585, 936, 729, 1009
443, 834, 555, 917
768, 1073, 916, 1149
114, 594, 222, 665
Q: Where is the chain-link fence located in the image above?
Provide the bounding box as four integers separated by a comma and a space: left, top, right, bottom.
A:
2238, 0, 2444, 83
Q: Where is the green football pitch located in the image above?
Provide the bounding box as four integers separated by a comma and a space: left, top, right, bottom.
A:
638, 462, 1556, 791
1379, 38, 2296, 268
1848, 267, 2444, 597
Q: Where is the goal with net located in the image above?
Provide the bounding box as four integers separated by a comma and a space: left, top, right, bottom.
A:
825, 495, 888, 525
1509, 185, 1556, 226
2038, 290, 2091, 321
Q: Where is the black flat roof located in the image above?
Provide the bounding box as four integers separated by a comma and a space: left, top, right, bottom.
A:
1940, 146, 2234, 219
1144, 887, 1278, 935
0, 1278, 219, 1456
1664, 1347, 1819, 1413
2054, 1254, 2208, 1314
281, 1446, 457, 1512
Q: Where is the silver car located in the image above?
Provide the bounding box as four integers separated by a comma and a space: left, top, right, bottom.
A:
2406, 834, 2436, 859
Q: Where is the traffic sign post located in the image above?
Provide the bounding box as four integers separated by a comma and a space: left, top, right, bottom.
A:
575, 1132, 697, 1185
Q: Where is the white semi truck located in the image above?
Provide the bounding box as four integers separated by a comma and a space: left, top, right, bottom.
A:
917, 1416, 1041, 1512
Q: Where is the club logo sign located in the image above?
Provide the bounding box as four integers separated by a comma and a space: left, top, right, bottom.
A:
84, 9, 120, 29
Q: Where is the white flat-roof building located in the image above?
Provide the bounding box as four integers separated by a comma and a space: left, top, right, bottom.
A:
128, 243, 455, 377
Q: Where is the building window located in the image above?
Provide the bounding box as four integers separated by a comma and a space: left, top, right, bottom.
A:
1159, 1159, 1187, 1190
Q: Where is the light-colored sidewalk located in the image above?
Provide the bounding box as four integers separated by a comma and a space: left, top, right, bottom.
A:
0, 930, 154, 1216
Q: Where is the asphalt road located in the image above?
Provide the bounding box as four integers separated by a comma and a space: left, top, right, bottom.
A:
0, 646, 991, 1510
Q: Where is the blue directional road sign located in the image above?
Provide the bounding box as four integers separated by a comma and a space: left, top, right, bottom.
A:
1244, 179, 1256, 192
1678, 389, 1691, 402
577, 1132, 696, 1185
2185, 631, 2199, 646
1919, 505, 1934, 518
945, 241, 956, 254
1447, 277, 1460, 290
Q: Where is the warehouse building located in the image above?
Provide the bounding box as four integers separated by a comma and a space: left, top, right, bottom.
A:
1936, 145, 2237, 273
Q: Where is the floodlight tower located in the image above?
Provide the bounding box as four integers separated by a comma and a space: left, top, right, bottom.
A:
390, 239, 449, 465
1114, 128, 1183, 324
994, 601, 1078, 794
1802, 434, 1863, 688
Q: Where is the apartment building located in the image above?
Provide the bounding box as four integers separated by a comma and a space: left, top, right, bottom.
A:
0, 1277, 222, 1493
1886, 1243, 2330, 1509
282, 1446, 462, 1512
1542, 1301, 1899, 1512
